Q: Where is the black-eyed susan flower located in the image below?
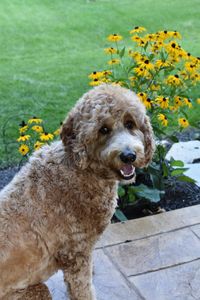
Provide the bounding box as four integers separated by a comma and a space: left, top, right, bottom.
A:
184, 98, 192, 108
108, 59, 120, 65
138, 59, 154, 70
88, 71, 103, 80
156, 96, 169, 109
170, 30, 182, 39
17, 134, 31, 142
178, 118, 189, 128
158, 114, 168, 126
19, 121, 28, 134
174, 96, 183, 108
107, 34, 123, 42
130, 26, 146, 34
34, 141, 44, 151
150, 84, 160, 91
134, 67, 149, 77
31, 125, 43, 133
137, 92, 147, 101
196, 98, 200, 105
131, 35, 141, 42
18, 144, 29, 156
89, 79, 102, 86
143, 97, 152, 109
28, 117, 42, 124
155, 59, 171, 69
40, 132, 54, 141
185, 62, 197, 73
166, 74, 182, 86
104, 47, 117, 55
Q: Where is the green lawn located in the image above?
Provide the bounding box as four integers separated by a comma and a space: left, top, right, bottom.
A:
0, 0, 199, 167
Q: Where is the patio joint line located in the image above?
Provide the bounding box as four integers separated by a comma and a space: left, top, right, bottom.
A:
96, 221, 200, 250
102, 247, 146, 300
189, 226, 200, 241
127, 257, 200, 278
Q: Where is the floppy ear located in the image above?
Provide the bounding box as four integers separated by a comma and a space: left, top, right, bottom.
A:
60, 114, 75, 148
60, 113, 88, 169
141, 115, 155, 166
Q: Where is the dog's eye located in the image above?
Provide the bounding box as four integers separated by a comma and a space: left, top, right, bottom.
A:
124, 120, 135, 130
99, 126, 110, 135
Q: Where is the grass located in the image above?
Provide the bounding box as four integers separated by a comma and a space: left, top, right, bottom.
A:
0, 0, 199, 167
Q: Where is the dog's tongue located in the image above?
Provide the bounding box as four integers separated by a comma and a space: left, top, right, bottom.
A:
120, 165, 135, 176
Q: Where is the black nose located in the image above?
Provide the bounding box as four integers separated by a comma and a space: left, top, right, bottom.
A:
120, 150, 137, 164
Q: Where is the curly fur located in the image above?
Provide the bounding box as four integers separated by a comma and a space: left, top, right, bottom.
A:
0, 84, 155, 299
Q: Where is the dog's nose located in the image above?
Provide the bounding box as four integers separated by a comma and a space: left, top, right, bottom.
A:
120, 150, 137, 164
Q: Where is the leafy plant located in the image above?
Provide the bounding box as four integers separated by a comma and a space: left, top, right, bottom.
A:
88, 26, 200, 221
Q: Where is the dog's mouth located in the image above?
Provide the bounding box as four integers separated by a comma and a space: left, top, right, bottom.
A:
118, 165, 135, 180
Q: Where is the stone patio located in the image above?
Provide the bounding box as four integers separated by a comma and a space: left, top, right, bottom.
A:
46, 204, 200, 300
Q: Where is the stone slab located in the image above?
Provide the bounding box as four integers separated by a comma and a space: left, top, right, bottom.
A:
190, 224, 200, 239
96, 205, 200, 248
184, 163, 200, 186
130, 259, 200, 300
93, 250, 141, 300
46, 249, 141, 300
166, 140, 200, 163
106, 228, 200, 277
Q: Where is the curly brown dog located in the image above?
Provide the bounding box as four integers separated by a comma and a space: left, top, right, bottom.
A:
0, 84, 155, 299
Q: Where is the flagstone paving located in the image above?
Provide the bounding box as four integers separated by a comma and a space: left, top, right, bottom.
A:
46, 205, 200, 300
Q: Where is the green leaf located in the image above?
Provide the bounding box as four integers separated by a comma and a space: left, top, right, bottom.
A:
171, 168, 189, 176
177, 175, 196, 183
162, 162, 169, 177
118, 186, 125, 197
170, 160, 184, 167
119, 47, 126, 58
135, 184, 162, 203
168, 135, 179, 143
114, 208, 128, 222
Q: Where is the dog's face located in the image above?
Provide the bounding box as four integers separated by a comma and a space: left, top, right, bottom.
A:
61, 85, 155, 184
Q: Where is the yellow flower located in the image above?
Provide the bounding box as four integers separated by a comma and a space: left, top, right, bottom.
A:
107, 34, 123, 42
17, 134, 31, 142
34, 141, 44, 151
166, 74, 182, 86
131, 35, 141, 42
19, 121, 28, 133
174, 96, 183, 108
104, 47, 117, 55
18, 144, 29, 156
134, 67, 149, 77
112, 81, 123, 86
158, 114, 168, 126
197, 98, 200, 105
40, 132, 54, 141
19, 125, 28, 134
180, 70, 189, 80
88, 71, 103, 80
53, 128, 61, 136
150, 84, 160, 91
178, 118, 189, 128
185, 62, 198, 73
155, 59, 171, 68
165, 41, 179, 54
144, 33, 156, 42
31, 125, 43, 133
138, 59, 154, 70
89, 79, 102, 86
102, 70, 112, 77
137, 92, 147, 102
143, 97, 152, 109
156, 96, 169, 109
28, 117, 42, 124
130, 26, 146, 34
184, 98, 192, 108
151, 41, 164, 53
108, 59, 120, 65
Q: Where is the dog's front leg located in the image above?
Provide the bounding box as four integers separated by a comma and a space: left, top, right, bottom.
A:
63, 253, 96, 300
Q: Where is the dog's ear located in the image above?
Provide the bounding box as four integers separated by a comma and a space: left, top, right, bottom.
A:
60, 114, 75, 147
142, 115, 155, 166
60, 113, 89, 169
